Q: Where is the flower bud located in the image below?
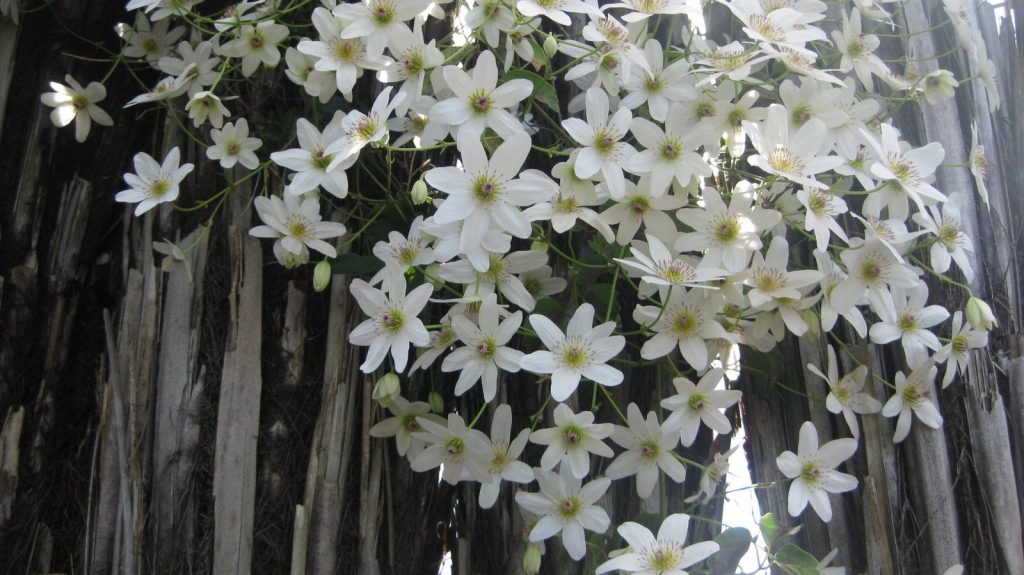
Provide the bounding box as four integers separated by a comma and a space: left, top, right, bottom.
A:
411, 179, 429, 205
530, 241, 548, 254
313, 259, 332, 292
543, 35, 558, 59
423, 263, 445, 290
372, 373, 401, 407
523, 543, 542, 574
965, 297, 997, 331
428, 390, 444, 414
801, 309, 820, 338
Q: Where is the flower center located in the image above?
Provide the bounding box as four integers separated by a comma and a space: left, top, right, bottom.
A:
671, 307, 700, 335
559, 340, 589, 368
971, 145, 988, 177
649, 547, 679, 571
226, 141, 241, 155
593, 129, 618, 156
380, 308, 405, 333
886, 153, 920, 185
938, 221, 961, 248
766, 146, 805, 175
286, 215, 313, 240
897, 311, 920, 333
749, 14, 784, 42
71, 94, 89, 112
688, 393, 707, 412
695, 100, 716, 119
446, 436, 465, 456
644, 73, 664, 94
639, 439, 660, 459
248, 31, 264, 49
833, 383, 851, 403
808, 191, 829, 215
754, 267, 786, 294
371, 0, 395, 25
902, 383, 925, 406
660, 260, 697, 284
659, 139, 682, 161
149, 178, 171, 198
312, 148, 334, 171
629, 196, 650, 217
557, 496, 582, 520
800, 461, 823, 485
331, 38, 361, 63
469, 89, 493, 115
402, 414, 421, 432
848, 37, 866, 58
354, 117, 379, 142
791, 104, 812, 126
859, 257, 884, 283
402, 51, 424, 75
473, 176, 501, 204
712, 215, 740, 243
562, 425, 583, 446
951, 334, 969, 354
476, 338, 497, 360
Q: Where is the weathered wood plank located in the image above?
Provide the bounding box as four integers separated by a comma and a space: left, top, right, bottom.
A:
0, 405, 24, 527
152, 226, 209, 571
213, 188, 264, 575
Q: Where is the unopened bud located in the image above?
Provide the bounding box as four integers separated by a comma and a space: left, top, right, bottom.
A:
411, 179, 429, 205
801, 309, 820, 338
428, 390, 444, 414
523, 543, 542, 574
543, 35, 558, 59
530, 241, 548, 254
372, 373, 401, 407
313, 259, 332, 292
423, 263, 445, 290
965, 297, 997, 331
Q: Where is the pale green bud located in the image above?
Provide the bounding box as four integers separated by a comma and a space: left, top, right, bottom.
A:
801, 309, 820, 338
965, 297, 997, 331
530, 241, 548, 254
428, 390, 444, 414
411, 179, 429, 205
543, 35, 558, 59
423, 263, 445, 290
523, 543, 542, 575
313, 259, 332, 292
372, 373, 401, 407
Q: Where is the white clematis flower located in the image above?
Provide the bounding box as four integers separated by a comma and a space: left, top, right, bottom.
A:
40, 75, 114, 142
115, 146, 194, 216
514, 467, 611, 561
776, 421, 858, 522
596, 513, 720, 574
349, 269, 433, 373
520, 303, 626, 401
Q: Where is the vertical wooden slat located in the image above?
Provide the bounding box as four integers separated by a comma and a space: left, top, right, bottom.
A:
152, 227, 209, 571
213, 187, 263, 575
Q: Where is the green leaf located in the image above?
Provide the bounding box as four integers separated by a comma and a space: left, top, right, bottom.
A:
504, 70, 559, 112
527, 38, 548, 68
707, 527, 752, 575
774, 543, 821, 575
330, 253, 384, 276
533, 297, 561, 319
759, 512, 781, 547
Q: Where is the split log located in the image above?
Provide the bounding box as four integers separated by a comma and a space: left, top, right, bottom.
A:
0, 406, 24, 526
212, 186, 264, 575
151, 226, 210, 572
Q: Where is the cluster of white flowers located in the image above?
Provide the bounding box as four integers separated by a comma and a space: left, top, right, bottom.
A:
43, 0, 1003, 569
